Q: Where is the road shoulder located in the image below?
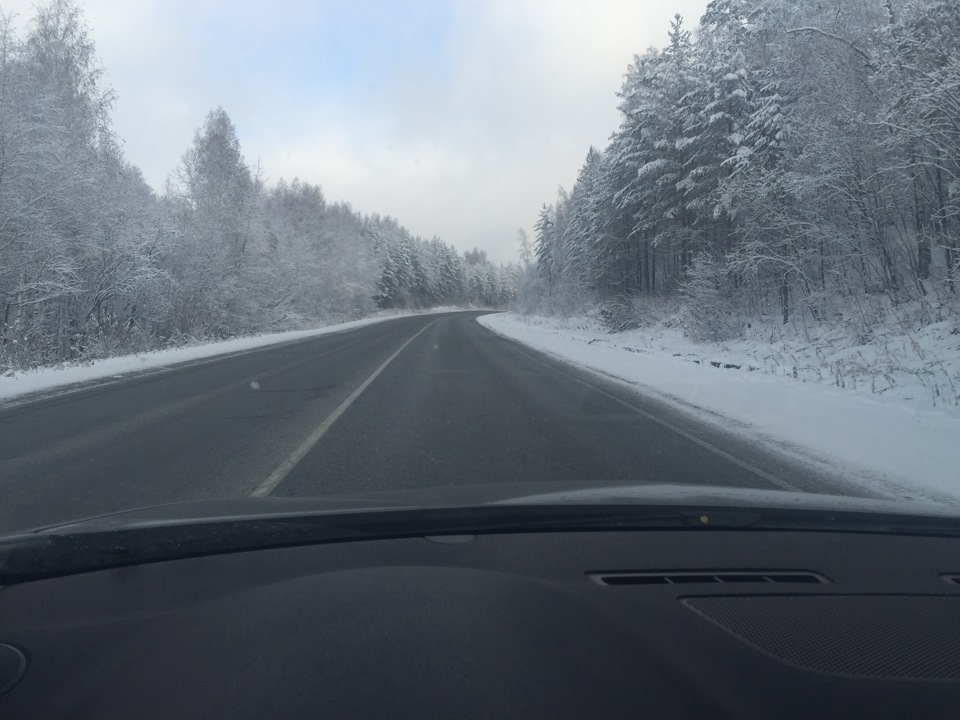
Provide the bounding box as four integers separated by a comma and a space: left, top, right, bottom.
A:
477, 312, 960, 505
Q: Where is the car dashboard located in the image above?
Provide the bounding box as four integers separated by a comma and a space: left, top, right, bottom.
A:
1, 526, 959, 719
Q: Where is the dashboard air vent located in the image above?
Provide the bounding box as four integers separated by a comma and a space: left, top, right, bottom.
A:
589, 571, 829, 586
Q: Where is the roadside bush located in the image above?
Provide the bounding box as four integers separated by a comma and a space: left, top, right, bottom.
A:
681, 253, 744, 343
598, 296, 641, 333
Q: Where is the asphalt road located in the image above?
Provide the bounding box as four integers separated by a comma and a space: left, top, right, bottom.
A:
0, 312, 862, 533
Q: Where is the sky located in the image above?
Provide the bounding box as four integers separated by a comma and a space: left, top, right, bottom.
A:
5, 0, 710, 263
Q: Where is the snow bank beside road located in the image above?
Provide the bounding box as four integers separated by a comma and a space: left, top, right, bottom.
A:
0, 309, 465, 405
478, 312, 960, 503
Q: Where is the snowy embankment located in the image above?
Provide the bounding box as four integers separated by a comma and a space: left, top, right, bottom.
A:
477, 312, 960, 504
0, 308, 467, 405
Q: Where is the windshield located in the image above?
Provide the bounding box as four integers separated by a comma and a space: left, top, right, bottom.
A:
0, 0, 958, 537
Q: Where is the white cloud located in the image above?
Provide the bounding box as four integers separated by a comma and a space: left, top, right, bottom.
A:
337, 0, 713, 260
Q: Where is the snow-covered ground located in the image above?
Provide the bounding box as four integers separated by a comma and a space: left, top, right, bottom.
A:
478, 312, 960, 504
0, 308, 467, 405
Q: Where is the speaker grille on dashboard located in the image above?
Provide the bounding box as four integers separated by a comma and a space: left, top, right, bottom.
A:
684, 595, 960, 681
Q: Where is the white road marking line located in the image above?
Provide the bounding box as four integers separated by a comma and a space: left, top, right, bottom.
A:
503, 340, 801, 493
250, 320, 437, 497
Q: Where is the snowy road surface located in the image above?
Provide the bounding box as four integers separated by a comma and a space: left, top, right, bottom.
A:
1, 312, 871, 532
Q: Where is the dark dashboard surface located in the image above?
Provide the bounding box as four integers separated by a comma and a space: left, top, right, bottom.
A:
1, 527, 959, 719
